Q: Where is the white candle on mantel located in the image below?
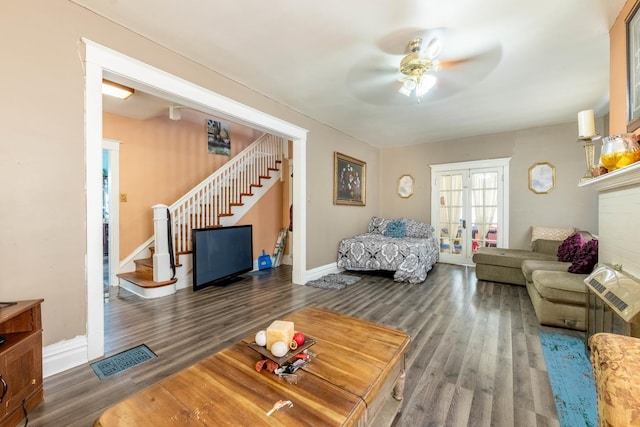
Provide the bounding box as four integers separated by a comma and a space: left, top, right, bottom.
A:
578, 109, 596, 138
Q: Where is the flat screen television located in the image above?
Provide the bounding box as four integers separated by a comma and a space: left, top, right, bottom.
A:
192, 225, 253, 291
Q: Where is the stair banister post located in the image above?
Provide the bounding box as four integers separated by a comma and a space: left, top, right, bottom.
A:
152, 204, 172, 283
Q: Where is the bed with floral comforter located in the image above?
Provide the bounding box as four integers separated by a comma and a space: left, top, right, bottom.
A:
337, 216, 439, 284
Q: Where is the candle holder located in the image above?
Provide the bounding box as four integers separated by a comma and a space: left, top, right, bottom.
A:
578, 135, 601, 182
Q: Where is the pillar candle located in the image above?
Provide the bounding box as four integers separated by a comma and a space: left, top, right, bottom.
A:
578, 109, 596, 138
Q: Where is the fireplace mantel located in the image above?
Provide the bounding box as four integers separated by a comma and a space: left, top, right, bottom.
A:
578, 162, 640, 192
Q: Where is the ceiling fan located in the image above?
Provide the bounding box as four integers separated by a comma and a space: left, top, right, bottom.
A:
346, 28, 501, 106
397, 37, 442, 102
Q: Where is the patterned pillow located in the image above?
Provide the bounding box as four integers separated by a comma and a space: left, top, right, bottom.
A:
531, 226, 576, 242
384, 220, 406, 238
368, 216, 389, 234
568, 239, 598, 274
404, 218, 434, 238
556, 233, 585, 262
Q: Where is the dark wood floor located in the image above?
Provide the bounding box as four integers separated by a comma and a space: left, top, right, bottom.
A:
28, 263, 583, 426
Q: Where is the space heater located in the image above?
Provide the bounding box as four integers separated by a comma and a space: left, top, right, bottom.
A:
585, 264, 640, 341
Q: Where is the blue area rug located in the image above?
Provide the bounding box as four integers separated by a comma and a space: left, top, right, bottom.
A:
91, 344, 157, 380
539, 333, 597, 427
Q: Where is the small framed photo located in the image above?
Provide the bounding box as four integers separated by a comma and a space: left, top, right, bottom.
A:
334, 152, 366, 206
207, 119, 231, 156
528, 162, 556, 194
627, 2, 640, 131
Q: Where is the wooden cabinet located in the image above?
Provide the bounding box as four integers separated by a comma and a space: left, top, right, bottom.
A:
0, 300, 43, 427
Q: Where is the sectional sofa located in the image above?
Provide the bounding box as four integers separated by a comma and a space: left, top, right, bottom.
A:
472, 228, 597, 331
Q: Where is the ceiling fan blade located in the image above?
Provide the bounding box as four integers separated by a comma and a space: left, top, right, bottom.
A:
421, 37, 442, 59
376, 27, 448, 55
439, 58, 471, 69
429, 42, 503, 99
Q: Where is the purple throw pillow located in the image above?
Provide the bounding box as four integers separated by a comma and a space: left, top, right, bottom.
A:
557, 233, 585, 262
568, 239, 598, 274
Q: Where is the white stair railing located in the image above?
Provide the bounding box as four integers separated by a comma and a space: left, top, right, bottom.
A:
168, 133, 284, 255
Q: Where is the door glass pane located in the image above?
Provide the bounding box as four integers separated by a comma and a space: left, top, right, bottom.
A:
471, 172, 498, 252
438, 173, 464, 254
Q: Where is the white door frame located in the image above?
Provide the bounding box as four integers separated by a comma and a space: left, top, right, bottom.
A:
102, 139, 120, 287
431, 158, 510, 265
84, 39, 308, 361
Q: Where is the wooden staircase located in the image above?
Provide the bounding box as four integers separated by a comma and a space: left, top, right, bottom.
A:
117, 257, 178, 297
116, 134, 284, 299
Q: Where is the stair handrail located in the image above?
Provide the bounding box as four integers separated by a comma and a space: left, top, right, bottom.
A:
167, 133, 284, 254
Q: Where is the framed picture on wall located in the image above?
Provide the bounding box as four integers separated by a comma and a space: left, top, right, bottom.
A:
334, 152, 366, 206
207, 119, 231, 156
528, 162, 556, 194
397, 174, 414, 198
627, 2, 640, 131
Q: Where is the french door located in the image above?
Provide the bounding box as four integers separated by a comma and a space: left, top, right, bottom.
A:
431, 158, 510, 265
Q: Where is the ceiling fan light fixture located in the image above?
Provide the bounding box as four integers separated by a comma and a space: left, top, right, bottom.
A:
416, 74, 437, 97
398, 37, 440, 102
404, 79, 417, 90
399, 77, 417, 96
398, 83, 412, 97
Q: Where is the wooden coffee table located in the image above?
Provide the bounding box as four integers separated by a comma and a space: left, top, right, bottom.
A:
93, 307, 410, 426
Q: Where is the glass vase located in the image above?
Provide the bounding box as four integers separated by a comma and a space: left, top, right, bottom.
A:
599, 133, 640, 172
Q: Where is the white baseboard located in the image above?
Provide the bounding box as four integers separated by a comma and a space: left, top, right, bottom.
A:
43, 335, 88, 378
175, 253, 193, 290
304, 262, 340, 283
120, 279, 177, 299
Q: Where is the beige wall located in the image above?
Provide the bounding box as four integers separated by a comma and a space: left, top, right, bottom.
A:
0, 0, 378, 346
380, 121, 601, 249
104, 113, 259, 257
305, 130, 380, 267
236, 183, 284, 259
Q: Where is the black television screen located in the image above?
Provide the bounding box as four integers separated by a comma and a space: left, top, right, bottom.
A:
192, 225, 253, 291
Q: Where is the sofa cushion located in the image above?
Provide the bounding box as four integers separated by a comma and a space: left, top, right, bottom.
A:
531, 270, 587, 305
473, 247, 556, 269
557, 232, 585, 262
532, 239, 563, 256
568, 239, 599, 274
521, 260, 571, 283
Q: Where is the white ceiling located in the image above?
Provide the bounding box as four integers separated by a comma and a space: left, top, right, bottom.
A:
84, 0, 625, 148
